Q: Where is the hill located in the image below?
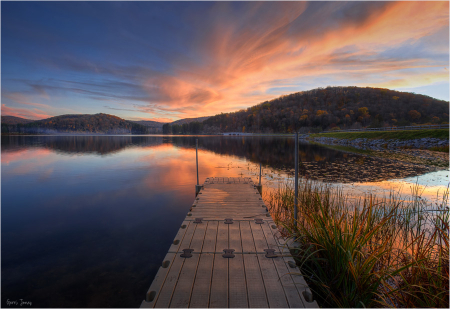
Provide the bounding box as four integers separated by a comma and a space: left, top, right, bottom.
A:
170, 116, 210, 126
1, 113, 149, 134
1, 115, 35, 125
200, 86, 449, 134
130, 120, 164, 128
128, 120, 164, 133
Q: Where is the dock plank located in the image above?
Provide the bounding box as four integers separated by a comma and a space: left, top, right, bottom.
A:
169, 254, 201, 308
201, 221, 218, 253
154, 253, 186, 308
216, 221, 228, 252
229, 221, 243, 252
209, 253, 228, 308
243, 254, 268, 308
141, 177, 317, 308
240, 221, 256, 253
257, 254, 289, 308
189, 254, 214, 308
229, 254, 248, 308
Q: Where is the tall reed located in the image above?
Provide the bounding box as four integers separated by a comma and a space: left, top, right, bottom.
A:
267, 180, 449, 308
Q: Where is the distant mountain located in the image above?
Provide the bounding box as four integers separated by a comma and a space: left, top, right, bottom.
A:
201, 86, 449, 134
1, 115, 35, 125
170, 116, 210, 126
130, 120, 165, 128
3, 86, 447, 135
2, 113, 149, 134
128, 120, 165, 133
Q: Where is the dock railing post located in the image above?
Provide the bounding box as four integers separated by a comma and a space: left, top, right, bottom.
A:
196, 139, 199, 186
256, 162, 262, 195
294, 132, 298, 225
195, 138, 202, 196
259, 163, 262, 185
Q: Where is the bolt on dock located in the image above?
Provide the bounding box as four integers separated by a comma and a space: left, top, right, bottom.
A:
141, 177, 318, 308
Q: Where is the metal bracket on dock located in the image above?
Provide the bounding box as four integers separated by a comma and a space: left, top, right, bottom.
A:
180, 249, 194, 258
264, 249, 277, 258
222, 249, 235, 258
224, 218, 233, 224
193, 218, 203, 224
255, 219, 264, 224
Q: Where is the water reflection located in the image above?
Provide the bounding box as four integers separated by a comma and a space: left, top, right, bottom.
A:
2, 135, 438, 183
1, 135, 446, 308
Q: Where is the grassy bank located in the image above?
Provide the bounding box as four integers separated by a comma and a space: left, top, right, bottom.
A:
267, 181, 449, 308
310, 129, 449, 140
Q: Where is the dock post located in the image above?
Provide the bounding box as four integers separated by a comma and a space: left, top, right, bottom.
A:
294, 132, 298, 225
195, 138, 202, 196
256, 162, 262, 195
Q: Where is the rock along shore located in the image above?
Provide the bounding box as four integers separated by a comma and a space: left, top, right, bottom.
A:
309, 136, 449, 151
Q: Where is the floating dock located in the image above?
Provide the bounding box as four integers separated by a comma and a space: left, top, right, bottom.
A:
141, 177, 318, 308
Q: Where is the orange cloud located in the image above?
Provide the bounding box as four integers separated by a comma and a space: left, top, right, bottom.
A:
2, 104, 51, 120
128, 116, 172, 123
3, 2, 447, 120
3, 92, 50, 108
138, 1, 448, 119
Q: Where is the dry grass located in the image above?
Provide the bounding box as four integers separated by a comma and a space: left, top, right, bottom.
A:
267, 180, 449, 308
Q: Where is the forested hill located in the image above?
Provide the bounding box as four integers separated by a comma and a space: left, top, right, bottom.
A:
1, 115, 35, 125
1, 113, 149, 134
202, 87, 449, 133
171, 116, 210, 126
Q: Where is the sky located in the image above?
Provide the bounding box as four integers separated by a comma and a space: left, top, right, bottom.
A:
1, 1, 449, 122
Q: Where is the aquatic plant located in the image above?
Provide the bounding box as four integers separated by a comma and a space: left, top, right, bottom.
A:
267, 180, 449, 308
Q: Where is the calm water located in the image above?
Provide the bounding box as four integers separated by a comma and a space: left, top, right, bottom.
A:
1, 135, 447, 307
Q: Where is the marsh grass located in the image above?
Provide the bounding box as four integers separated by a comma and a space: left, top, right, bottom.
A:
267, 180, 449, 308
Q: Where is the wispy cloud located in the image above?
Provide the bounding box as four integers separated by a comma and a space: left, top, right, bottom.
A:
1, 104, 51, 120
1, 1, 448, 120
2, 92, 50, 108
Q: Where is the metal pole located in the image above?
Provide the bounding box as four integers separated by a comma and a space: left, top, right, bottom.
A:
196, 139, 199, 186
294, 132, 298, 224
259, 162, 262, 185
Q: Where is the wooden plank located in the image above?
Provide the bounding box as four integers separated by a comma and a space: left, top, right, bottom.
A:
201, 221, 218, 253
240, 221, 256, 253
140, 252, 177, 308
189, 254, 214, 308
257, 254, 289, 308
260, 221, 289, 254
178, 221, 197, 251
168, 221, 191, 253
243, 254, 268, 308
216, 220, 228, 252
144, 178, 315, 308
169, 254, 201, 308
272, 257, 305, 308
229, 254, 248, 308
282, 256, 319, 308
209, 253, 228, 308
189, 222, 207, 253
154, 253, 186, 308
229, 221, 243, 252
250, 221, 268, 254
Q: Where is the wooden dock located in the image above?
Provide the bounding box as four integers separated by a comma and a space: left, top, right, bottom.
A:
141, 177, 318, 308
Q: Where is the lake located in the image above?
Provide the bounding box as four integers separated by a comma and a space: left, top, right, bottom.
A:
1, 135, 448, 307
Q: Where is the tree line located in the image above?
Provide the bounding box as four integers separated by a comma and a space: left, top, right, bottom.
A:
162, 121, 204, 134
1, 113, 149, 134
200, 86, 449, 134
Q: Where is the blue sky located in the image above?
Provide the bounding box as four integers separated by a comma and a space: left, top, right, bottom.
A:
1, 1, 449, 121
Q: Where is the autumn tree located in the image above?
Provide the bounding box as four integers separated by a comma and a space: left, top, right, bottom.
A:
408, 110, 421, 120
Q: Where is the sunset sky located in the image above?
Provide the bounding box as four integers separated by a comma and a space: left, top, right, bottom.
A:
1, 1, 449, 122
